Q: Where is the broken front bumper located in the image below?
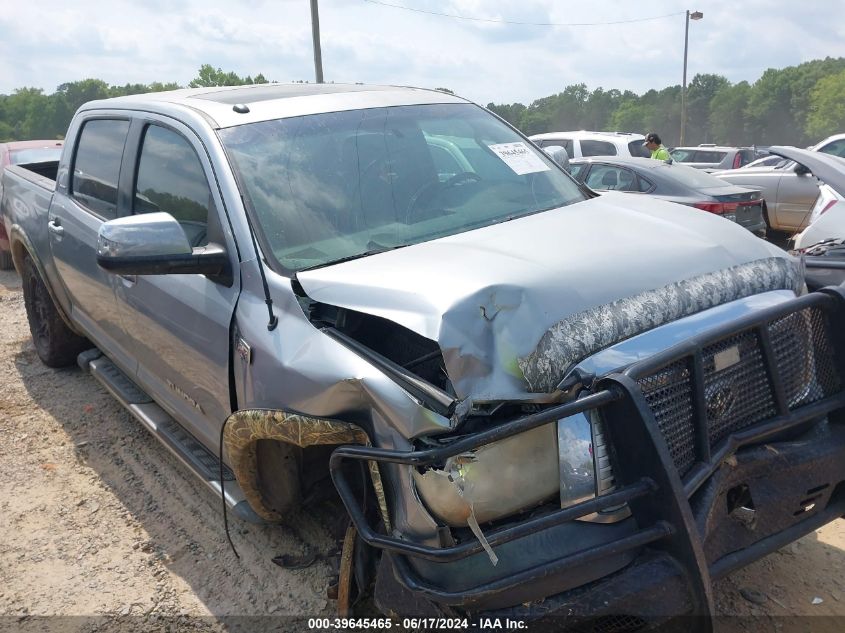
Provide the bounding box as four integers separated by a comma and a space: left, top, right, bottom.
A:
329, 287, 845, 628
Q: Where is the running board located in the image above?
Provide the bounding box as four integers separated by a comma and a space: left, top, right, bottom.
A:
79, 349, 265, 524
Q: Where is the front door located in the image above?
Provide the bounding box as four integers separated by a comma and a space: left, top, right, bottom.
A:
112, 117, 240, 450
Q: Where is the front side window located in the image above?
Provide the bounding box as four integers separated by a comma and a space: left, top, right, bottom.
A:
134, 125, 212, 247
72, 119, 130, 219
220, 103, 585, 271
580, 140, 616, 157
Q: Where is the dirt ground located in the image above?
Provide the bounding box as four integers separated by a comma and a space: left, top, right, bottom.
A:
1, 267, 844, 632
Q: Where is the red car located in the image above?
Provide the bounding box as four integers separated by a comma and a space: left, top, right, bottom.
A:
0, 140, 64, 269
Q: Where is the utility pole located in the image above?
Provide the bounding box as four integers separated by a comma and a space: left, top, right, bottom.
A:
680, 10, 703, 146
310, 0, 324, 83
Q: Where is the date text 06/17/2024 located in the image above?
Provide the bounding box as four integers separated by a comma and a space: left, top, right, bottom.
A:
306, 618, 528, 630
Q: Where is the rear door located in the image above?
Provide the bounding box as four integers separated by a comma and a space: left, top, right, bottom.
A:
774, 170, 822, 231
48, 115, 137, 372
112, 115, 240, 450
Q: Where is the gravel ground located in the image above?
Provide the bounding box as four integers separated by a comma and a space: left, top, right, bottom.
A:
1, 267, 844, 632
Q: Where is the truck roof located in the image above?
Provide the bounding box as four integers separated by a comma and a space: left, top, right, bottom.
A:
79, 83, 469, 129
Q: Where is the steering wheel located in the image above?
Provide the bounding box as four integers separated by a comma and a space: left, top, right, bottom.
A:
443, 171, 482, 188
404, 172, 482, 222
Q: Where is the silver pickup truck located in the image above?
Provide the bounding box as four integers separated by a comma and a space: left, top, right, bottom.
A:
3, 84, 845, 629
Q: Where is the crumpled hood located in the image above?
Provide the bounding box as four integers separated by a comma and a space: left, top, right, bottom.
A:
297, 193, 797, 401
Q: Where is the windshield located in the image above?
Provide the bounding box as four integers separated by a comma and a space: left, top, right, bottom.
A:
220, 103, 585, 271
10, 147, 62, 165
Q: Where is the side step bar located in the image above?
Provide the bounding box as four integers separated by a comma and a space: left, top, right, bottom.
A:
77, 349, 265, 524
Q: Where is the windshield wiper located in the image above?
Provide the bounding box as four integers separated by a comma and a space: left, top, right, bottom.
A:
299, 241, 408, 271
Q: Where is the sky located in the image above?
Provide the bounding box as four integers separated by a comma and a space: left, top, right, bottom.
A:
1, 0, 843, 106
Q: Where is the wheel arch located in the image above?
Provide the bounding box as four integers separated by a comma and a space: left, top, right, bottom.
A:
10, 224, 82, 336
223, 409, 390, 527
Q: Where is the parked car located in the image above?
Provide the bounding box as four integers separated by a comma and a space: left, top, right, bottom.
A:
743, 154, 787, 169
568, 156, 766, 235
669, 144, 758, 171
713, 154, 822, 233
529, 130, 649, 158
5, 84, 845, 625
769, 146, 845, 250
812, 133, 845, 158
0, 140, 63, 268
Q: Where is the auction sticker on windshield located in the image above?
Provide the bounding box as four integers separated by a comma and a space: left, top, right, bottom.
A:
489, 142, 551, 175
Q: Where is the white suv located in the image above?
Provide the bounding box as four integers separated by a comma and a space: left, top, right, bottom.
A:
528, 131, 649, 158
812, 133, 845, 158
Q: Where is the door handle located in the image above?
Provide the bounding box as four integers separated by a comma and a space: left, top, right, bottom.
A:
48, 219, 64, 236
120, 275, 137, 287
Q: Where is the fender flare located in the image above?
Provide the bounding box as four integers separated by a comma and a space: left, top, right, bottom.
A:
223, 409, 390, 529
9, 224, 83, 336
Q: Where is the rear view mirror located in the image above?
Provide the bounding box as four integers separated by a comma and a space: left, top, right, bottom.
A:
97, 212, 231, 283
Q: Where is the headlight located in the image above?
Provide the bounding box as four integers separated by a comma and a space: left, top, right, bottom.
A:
412, 410, 626, 527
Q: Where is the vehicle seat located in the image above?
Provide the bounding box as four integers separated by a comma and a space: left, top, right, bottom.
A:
600, 170, 618, 190
617, 170, 634, 191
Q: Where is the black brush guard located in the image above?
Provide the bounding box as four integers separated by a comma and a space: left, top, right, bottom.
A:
329, 287, 845, 627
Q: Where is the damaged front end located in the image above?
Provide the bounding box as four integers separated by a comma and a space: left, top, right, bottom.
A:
324, 285, 845, 627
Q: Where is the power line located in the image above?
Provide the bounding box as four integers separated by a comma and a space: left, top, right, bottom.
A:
362, 0, 685, 27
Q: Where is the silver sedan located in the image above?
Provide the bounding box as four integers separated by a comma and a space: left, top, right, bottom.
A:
712, 159, 820, 233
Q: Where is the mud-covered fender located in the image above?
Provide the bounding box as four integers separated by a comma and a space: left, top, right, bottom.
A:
223, 408, 390, 527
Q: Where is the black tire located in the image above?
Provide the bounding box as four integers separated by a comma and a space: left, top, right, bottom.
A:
256, 439, 302, 520
21, 254, 89, 367
0, 249, 13, 270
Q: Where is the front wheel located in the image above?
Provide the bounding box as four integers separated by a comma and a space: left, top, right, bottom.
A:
21, 254, 89, 367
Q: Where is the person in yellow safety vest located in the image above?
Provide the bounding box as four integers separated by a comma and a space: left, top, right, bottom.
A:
643, 132, 671, 161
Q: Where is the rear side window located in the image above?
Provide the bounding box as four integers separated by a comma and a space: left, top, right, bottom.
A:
71, 119, 130, 219
581, 140, 616, 157
134, 125, 212, 247
628, 141, 650, 158
637, 175, 655, 192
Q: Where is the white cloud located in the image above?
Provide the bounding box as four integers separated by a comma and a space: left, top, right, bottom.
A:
0, 0, 843, 104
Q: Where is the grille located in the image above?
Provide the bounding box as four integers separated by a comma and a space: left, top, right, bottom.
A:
638, 359, 697, 475
637, 306, 841, 476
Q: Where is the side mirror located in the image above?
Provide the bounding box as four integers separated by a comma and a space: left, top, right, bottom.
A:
543, 145, 571, 172
97, 212, 231, 283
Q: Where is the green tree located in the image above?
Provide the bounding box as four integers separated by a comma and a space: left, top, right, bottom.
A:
189, 64, 263, 88
609, 99, 655, 134
486, 102, 526, 127
806, 69, 845, 140
709, 81, 752, 145
686, 73, 729, 144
